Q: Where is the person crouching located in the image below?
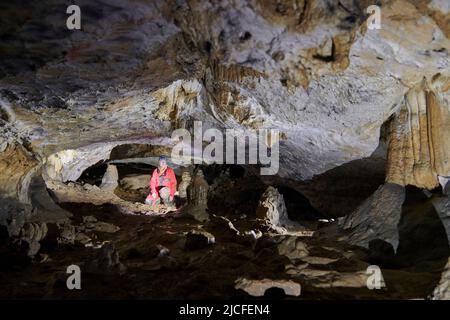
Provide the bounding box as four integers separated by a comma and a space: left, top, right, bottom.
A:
145, 156, 177, 206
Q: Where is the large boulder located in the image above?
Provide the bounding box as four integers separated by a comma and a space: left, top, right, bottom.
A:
100, 164, 119, 191
341, 183, 405, 251
120, 174, 151, 191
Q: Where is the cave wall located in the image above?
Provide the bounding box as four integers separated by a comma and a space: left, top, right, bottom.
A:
0, 143, 37, 199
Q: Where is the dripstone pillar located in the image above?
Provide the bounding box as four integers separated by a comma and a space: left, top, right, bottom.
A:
178, 169, 192, 199
184, 169, 209, 221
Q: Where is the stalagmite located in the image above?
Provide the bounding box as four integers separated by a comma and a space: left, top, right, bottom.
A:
184, 169, 209, 222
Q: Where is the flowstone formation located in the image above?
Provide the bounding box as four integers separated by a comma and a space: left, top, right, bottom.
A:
386, 76, 450, 190
340, 75, 450, 254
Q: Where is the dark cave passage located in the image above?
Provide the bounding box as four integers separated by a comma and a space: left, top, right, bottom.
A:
276, 186, 324, 222
296, 154, 386, 219
77, 161, 107, 186
201, 164, 267, 217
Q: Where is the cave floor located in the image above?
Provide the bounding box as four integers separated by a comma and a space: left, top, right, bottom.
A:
0, 201, 446, 300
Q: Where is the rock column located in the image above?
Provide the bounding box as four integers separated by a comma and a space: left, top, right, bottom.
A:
184, 169, 209, 221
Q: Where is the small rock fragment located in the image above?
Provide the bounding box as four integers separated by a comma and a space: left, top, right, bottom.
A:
91, 221, 120, 233
75, 232, 92, 246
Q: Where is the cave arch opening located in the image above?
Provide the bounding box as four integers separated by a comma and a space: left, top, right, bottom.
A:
77, 160, 107, 186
